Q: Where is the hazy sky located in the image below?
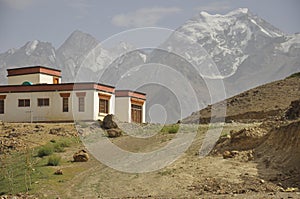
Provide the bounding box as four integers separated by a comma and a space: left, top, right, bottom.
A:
0, 0, 299, 53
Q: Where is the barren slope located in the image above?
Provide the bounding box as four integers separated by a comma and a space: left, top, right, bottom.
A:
183, 74, 300, 123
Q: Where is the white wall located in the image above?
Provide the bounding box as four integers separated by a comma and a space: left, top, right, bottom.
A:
8, 74, 61, 85
39, 74, 61, 84
115, 97, 130, 122
0, 90, 100, 122
8, 74, 40, 85
71, 90, 96, 122
142, 101, 146, 123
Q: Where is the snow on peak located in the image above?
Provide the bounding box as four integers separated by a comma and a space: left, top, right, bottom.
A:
7, 48, 15, 55
176, 7, 285, 78
199, 8, 249, 18
25, 40, 39, 55
227, 8, 249, 16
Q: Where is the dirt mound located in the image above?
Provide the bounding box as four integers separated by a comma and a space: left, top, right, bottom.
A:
212, 124, 269, 156
255, 120, 300, 187
212, 120, 300, 188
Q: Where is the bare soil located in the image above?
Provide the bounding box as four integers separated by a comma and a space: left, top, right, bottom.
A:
0, 121, 299, 199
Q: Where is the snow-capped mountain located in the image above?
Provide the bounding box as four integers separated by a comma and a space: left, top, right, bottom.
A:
144, 8, 300, 122
0, 8, 299, 122
157, 8, 300, 97
175, 8, 285, 78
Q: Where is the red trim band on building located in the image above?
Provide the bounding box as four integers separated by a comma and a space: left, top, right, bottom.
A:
0, 83, 115, 94
115, 90, 146, 100
59, 93, 71, 98
7, 66, 62, 77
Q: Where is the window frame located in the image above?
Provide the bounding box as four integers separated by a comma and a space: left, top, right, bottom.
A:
78, 97, 85, 112
99, 98, 109, 114
0, 100, 4, 114
37, 98, 50, 107
18, 99, 30, 107
62, 97, 69, 112
53, 77, 59, 84
131, 104, 142, 123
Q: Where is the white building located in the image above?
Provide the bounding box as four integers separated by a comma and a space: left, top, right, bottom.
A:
0, 66, 146, 123
115, 90, 146, 123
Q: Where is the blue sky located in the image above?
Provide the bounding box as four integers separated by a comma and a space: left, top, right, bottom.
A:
0, 0, 299, 53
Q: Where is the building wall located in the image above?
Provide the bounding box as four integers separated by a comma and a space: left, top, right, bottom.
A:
8, 73, 61, 85
142, 101, 146, 123
70, 90, 96, 122
8, 74, 40, 85
39, 74, 61, 84
0, 90, 115, 122
115, 97, 130, 122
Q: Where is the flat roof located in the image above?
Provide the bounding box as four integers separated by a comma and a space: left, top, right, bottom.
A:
0, 82, 115, 94
115, 90, 146, 100
7, 66, 62, 77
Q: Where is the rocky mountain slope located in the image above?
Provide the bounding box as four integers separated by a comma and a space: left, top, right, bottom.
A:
164, 8, 300, 96
182, 73, 300, 123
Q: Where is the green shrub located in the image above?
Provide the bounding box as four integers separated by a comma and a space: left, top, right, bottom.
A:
53, 144, 65, 153
56, 139, 71, 147
161, 124, 179, 134
47, 155, 61, 166
37, 145, 54, 157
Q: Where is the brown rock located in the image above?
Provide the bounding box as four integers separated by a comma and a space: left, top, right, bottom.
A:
102, 114, 118, 129
107, 128, 122, 138
54, 169, 63, 175
222, 151, 233, 159
73, 150, 89, 162
222, 150, 239, 159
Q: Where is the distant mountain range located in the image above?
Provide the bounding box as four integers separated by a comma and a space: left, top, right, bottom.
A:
0, 8, 299, 123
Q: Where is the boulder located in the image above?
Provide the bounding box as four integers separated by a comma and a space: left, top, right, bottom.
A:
73, 149, 89, 162
107, 128, 122, 138
222, 151, 233, 159
102, 114, 118, 129
222, 150, 239, 159
285, 99, 300, 120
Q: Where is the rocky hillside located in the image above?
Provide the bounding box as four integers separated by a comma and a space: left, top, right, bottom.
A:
182, 73, 300, 123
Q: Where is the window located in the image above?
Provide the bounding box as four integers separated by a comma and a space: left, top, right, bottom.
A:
0, 100, 4, 114
99, 99, 109, 114
53, 77, 59, 84
63, 97, 68, 112
18, 99, 30, 107
38, 98, 49, 107
78, 97, 85, 112
131, 104, 142, 123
